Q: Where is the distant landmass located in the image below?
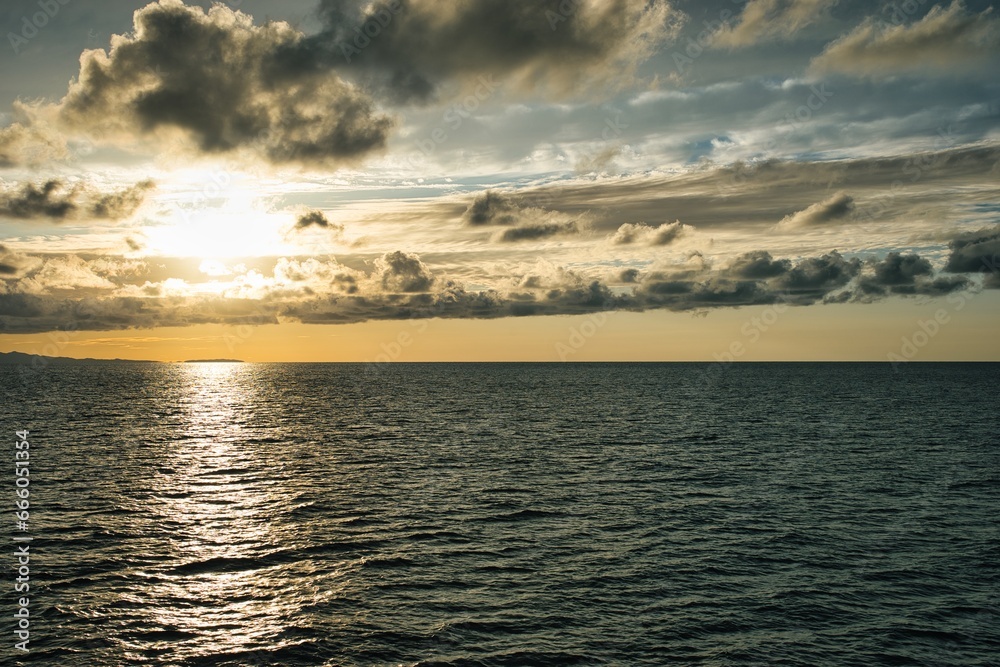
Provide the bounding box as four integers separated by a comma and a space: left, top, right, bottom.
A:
183, 359, 244, 363
0, 352, 250, 365
0, 351, 159, 365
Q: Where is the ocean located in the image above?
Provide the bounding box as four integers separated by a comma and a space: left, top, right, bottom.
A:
1, 362, 998, 666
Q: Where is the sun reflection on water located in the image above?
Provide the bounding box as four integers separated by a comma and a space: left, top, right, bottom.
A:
132, 363, 306, 663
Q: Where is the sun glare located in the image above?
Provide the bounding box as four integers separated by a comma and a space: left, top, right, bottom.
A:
146, 170, 296, 259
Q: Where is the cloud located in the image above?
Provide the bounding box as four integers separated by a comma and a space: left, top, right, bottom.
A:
639, 250, 860, 309
5, 0, 676, 169
295, 209, 343, 232
770, 251, 861, 302
375, 251, 435, 292
435, 146, 999, 235
0, 246, 39, 278
494, 221, 579, 243
314, 0, 677, 102
871, 252, 933, 285
575, 145, 624, 174
849, 252, 969, 299
90, 180, 157, 220
0, 103, 69, 167
54, 0, 392, 167
274, 257, 359, 294
946, 226, 1000, 273
777, 191, 855, 229
713, 0, 838, 48
464, 191, 520, 226
610, 221, 689, 245
14, 255, 119, 293
0, 181, 75, 219
810, 1, 1000, 78
640, 250, 860, 307
727, 251, 792, 279
460, 189, 582, 241
0, 179, 155, 221
0, 246, 978, 333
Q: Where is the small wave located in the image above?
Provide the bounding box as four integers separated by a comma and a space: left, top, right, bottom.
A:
476, 509, 564, 522
359, 555, 416, 569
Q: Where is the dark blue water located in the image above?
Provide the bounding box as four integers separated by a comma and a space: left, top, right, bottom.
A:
1, 362, 998, 666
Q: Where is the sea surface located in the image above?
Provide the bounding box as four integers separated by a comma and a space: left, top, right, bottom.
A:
1, 362, 998, 666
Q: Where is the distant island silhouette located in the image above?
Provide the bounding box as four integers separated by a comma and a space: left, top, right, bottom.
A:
0, 352, 249, 365
0, 350, 159, 365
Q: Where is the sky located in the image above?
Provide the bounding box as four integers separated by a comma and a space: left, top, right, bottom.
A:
0, 0, 998, 362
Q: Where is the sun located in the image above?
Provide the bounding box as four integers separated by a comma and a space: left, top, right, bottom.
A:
144, 168, 296, 260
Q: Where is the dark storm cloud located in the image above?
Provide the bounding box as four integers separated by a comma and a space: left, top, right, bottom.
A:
57, 1, 393, 167
946, 226, 1000, 273
0, 179, 154, 221
313, 0, 676, 102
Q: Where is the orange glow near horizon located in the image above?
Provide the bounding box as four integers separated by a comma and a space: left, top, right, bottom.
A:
2, 294, 999, 363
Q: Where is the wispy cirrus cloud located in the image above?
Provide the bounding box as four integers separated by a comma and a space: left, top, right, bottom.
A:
810, 1, 1000, 77
713, 0, 839, 48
